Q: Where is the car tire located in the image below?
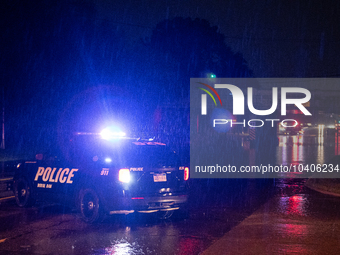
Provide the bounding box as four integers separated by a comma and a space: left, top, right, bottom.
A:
156, 210, 174, 220
78, 188, 104, 223
14, 177, 35, 207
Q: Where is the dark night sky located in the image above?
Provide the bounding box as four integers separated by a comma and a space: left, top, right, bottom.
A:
94, 0, 340, 77
1, 0, 340, 154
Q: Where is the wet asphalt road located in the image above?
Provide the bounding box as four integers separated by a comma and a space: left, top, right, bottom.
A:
1, 134, 339, 254
1, 178, 340, 254
203, 178, 340, 255
0, 179, 274, 255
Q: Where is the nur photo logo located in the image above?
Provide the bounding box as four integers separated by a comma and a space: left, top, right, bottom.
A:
196, 80, 312, 129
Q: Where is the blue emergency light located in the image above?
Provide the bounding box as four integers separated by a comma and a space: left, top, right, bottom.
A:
100, 126, 126, 140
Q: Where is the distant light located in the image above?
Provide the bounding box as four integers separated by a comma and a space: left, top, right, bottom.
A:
210, 74, 216, 78
328, 125, 335, 129
105, 158, 112, 163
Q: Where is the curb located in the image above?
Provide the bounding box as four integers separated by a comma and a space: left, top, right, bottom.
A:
305, 182, 340, 197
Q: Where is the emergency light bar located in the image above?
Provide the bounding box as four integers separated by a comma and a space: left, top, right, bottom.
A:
74, 126, 157, 143
100, 127, 126, 140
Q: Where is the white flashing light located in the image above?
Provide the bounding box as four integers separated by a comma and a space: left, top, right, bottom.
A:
100, 127, 126, 140
119, 168, 131, 183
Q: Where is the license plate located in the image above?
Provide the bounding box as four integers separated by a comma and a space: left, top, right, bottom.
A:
153, 173, 167, 182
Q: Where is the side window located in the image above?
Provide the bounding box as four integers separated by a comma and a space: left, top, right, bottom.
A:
35, 153, 63, 165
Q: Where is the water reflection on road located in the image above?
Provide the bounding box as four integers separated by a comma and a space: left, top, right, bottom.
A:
278, 195, 308, 216
276, 134, 335, 166
202, 177, 340, 254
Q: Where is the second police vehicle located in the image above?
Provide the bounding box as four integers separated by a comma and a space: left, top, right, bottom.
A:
13, 127, 189, 223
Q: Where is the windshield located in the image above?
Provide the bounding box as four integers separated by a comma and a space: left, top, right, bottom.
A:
69, 136, 179, 167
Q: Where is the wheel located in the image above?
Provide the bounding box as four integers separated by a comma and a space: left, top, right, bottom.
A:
156, 210, 174, 220
78, 188, 104, 223
14, 177, 35, 207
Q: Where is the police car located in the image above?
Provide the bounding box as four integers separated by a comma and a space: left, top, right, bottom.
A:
13, 128, 189, 223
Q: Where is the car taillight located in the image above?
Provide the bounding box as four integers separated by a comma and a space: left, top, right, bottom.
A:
184, 167, 189, 181
119, 168, 130, 183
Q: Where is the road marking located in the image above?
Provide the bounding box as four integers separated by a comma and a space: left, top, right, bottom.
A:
0, 196, 15, 201
0, 238, 6, 243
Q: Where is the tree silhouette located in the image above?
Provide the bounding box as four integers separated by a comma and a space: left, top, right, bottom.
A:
136, 17, 252, 101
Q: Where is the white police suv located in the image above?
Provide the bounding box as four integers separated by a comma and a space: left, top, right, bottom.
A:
13, 127, 189, 223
